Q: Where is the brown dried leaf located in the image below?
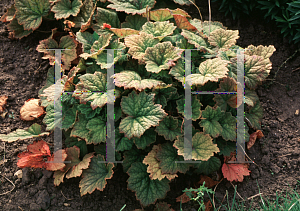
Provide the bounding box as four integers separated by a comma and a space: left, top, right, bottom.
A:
247, 130, 264, 149
197, 175, 219, 188
20, 99, 45, 121
176, 192, 196, 203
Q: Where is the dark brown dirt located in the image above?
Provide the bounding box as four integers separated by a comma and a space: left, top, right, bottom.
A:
0, 0, 300, 210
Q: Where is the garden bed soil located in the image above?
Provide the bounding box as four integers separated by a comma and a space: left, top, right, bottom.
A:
0, 1, 300, 210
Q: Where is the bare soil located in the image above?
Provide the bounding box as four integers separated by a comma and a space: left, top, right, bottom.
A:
0, 1, 300, 210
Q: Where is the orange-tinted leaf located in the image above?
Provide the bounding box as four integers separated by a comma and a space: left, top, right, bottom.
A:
20, 99, 45, 121
222, 153, 250, 182
17, 140, 51, 169
109, 28, 139, 38
197, 175, 219, 188
247, 130, 264, 149
204, 200, 213, 211
0, 95, 8, 113
176, 192, 196, 203
46, 149, 67, 171
173, 14, 197, 31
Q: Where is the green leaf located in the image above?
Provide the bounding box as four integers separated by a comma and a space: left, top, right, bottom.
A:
144, 42, 183, 73
78, 103, 102, 119
187, 58, 229, 86
119, 91, 167, 139
38, 67, 55, 107
15, 0, 51, 30
71, 114, 90, 141
127, 162, 170, 206
43, 102, 77, 131
94, 39, 126, 69
155, 116, 182, 141
123, 146, 146, 172
121, 14, 147, 30
79, 155, 114, 196
72, 72, 107, 110
193, 156, 221, 175
153, 85, 177, 108
133, 128, 157, 150
202, 21, 226, 37
72, 0, 94, 28
215, 138, 236, 156
61, 104, 77, 130
231, 55, 269, 89
93, 7, 120, 32
174, 132, 220, 161
76, 31, 99, 54
51, 0, 83, 20
79, 33, 113, 60
86, 116, 107, 144
199, 106, 223, 138
36, 35, 77, 70
125, 32, 159, 61
65, 133, 88, 158
244, 89, 259, 107
142, 21, 176, 40
156, 142, 189, 174
208, 29, 239, 49
219, 112, 237, 141
107, 0, 156, 15
181, 30, 207, 49
112, 71, 165, 91
173, 0, 194, 5
169, 58, 195, 86
115, 128, 133, 151
213, 77, 242, 111
176, 95, 202, 121
7, 18, 33, 39
94, 143, 122, 161
0, 123, 49, 142
245, 100, 263, 130
143, 145, 178, 181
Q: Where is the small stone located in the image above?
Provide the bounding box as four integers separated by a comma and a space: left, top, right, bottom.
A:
64, 203, 71, 207
295, 109, 299, 116
30, 203, 42, 211
14, 169, 22, 179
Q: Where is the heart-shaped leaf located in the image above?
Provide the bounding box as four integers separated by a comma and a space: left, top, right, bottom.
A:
112, 71, 165, 91
107, 0, 156, 15
187, 58, 229, 86
125, 32, 159, 61
15, 0, 51, 30
174, 132, 220, 161
119, 91, 167, 139
51, 0, 83, 20
144, 42, 183, 73
79, 155, 114, 196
